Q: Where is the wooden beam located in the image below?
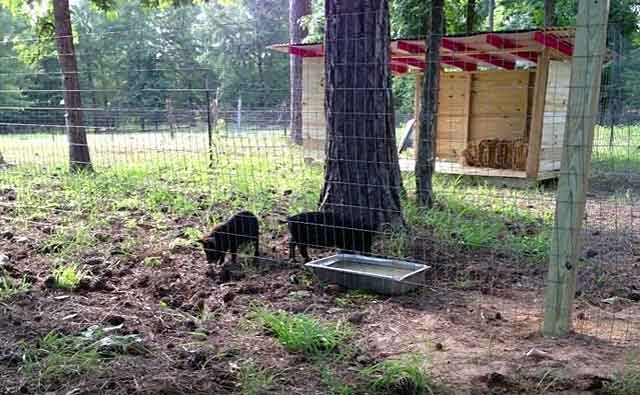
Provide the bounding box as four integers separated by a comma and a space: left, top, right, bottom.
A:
542, 0, 609, 337
468, 53, 516, 69
526, 49, 550, 178
534, 32, 574, 57
441, 38, 469, 52
485, 34, 539, 63
442, 37, 515, 69
395, 57, 426, 70
289, 46, 323, 58
390, 62, 409, 74
485, 33, 519, 49
512, 51, 539, 63
397, 40, 425, 54
441, 56, 478, 71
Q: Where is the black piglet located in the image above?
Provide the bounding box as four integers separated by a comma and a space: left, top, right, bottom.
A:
199, 210, 259, 265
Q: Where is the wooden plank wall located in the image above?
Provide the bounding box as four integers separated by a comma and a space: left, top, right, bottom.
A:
301, 58, 326, 162
437, 70, 533, 161
538, 61, 571, 173
435, 73, 469, 159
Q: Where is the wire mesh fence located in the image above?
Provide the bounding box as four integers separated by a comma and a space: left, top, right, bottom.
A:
0, 1, 639, 393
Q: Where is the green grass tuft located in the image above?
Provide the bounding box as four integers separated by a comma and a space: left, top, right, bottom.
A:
142, 256, 162, 268
238, 360, 278, 395
361, 354, 436, 395
320, 365, 354, 395
20, 331, 102, 384
254, 309, 350, 355
20, 327, 143, 385
603, 368, 640, 395
0, 275, 30, 300
53, 263, 86, 290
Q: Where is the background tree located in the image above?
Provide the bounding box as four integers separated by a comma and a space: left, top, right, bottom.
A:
289, 0, 311, 145
488, 0, 495, 29
415, 0, 443, 209
319, 0, 404, 229
544, 0, 555, 26
466, 0, 476, 32
53, 0, 92, 171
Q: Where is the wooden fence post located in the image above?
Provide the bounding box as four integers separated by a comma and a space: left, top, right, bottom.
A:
542, 0, 610, 337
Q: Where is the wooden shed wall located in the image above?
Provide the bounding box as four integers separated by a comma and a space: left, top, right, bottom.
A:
538, 61, 571, 173
301, 58, 325, 162
299, 59, 569, 179
436, 70, 534, 161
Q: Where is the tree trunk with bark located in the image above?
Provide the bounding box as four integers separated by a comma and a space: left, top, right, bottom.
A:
544, 0, 555, 26
487, 0, 495, 30
466, 0, 476, 33
319, 0, 404, 230
415, 0, 444, 209
289, 0, 311, 145
53, 0, 92, 172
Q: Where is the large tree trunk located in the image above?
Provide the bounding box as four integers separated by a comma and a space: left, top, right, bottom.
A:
289, 0, 311, 145
466, 0, 476, 32
487, 0, 495, 30
53, 0, 92, 172
415, 0, 444, 208
544, 0, 555, 26
319, 0, 404, 230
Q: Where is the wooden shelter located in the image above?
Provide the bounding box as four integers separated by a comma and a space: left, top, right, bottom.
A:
270, 28, 598, 181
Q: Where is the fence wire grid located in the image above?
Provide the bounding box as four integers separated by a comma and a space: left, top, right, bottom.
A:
0, 1, 639, 394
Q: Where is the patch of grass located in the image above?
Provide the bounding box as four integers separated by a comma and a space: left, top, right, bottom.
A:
237, 360, 278, 395
603, 368, 640, 395
361, 354, 436, 395
40, 226, 94, 257
0, 275, 30, 300
320, 365, 354, 395
20, 327, 143, 385
402, 174, 553, 263
20, 331, 102, 384
142, 256, 162, 268
253, 309, 350, 355
378, 229, 412, 258
182, 227, 203, 242
52, 263, 86, 290
335, 290, 379, 308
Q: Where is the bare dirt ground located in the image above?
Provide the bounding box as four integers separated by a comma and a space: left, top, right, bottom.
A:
0, 187, 638, 394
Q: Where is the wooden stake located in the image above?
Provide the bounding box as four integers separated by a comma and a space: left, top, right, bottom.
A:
542, 0, 610, 337
525, 49, 550, 179
414, 75, 423, 160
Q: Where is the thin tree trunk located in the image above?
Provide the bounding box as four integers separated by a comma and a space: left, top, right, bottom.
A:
86, 67, 99, 133
488, 0, 495, 30
53, 0, 92, 172
466, 0, 476, 33
319, 0, 404, 230
415, 0, 444, 208
166, 98, 176, 138
289, 0, 311, 145
544, 0, 555, 26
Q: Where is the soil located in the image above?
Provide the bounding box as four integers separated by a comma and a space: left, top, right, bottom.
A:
0, 192, 639, 394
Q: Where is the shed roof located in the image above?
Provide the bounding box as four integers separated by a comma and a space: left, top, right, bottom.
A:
269, 28, 591, 75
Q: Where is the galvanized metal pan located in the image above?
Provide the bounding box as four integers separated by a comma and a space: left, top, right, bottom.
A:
305, 253, 431, 296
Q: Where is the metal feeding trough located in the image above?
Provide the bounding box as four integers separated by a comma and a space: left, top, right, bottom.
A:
305, 254, 430, 296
